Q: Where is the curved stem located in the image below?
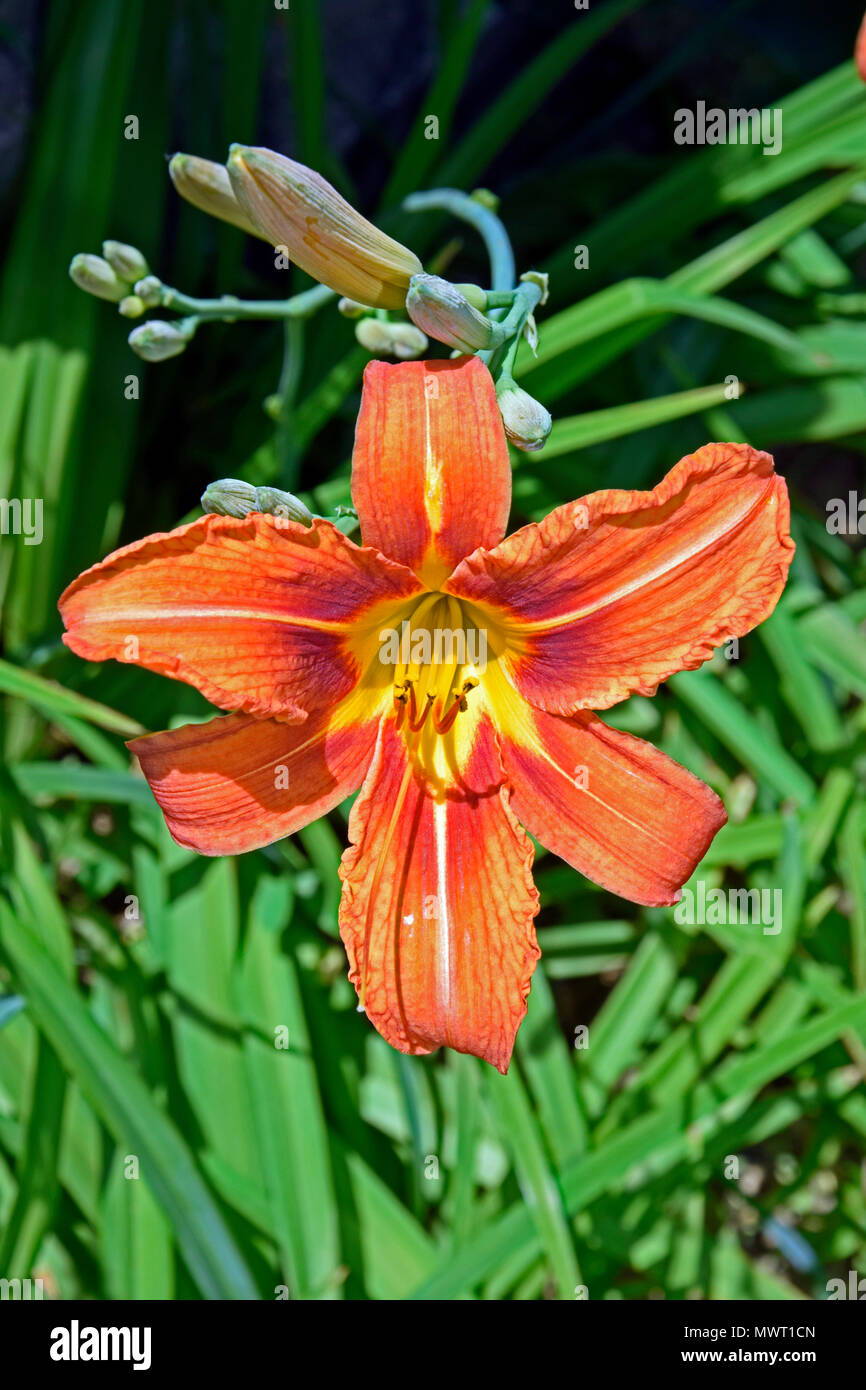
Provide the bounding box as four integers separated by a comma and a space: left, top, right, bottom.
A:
482, 278, 542, 370
402, 188, 515, 292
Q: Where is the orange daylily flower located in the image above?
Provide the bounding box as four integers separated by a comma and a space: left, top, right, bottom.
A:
59, 357, 793, 1072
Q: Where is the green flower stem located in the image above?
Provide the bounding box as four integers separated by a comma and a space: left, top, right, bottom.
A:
497, 332, 523, 383
157, 282, 335, 322
402, 189, 516, 292
481, 278, 543, 370
274, 317, 305, 488
485, 290, 518, 309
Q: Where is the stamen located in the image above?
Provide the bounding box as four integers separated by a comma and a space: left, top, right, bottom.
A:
433, 696, 462, 734
390, 599, 483, 744
408, 690, 435, 732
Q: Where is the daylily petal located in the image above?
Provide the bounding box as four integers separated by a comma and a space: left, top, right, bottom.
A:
495, 683, 726, 906
857, 11, 866, 82
339, 715, 540, 1072
351, 357, 511, 588
60, 513, 424, 721
446, 443, 793, 714
128, 690, 382, 856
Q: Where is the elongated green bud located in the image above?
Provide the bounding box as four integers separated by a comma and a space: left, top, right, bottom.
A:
128, 318, 196, 362
169, 153, 261, 237
496, 378, 552, 452
227, 144, 422, 310
102, 240, 149, 284
406, 273, 493, 352
201, 479, 312, 525
201, 479, 258, 517
254, 486, 313, 524
69, 253, 127, 302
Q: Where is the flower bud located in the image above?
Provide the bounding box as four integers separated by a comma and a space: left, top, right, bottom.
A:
201, 479, 313, 525
452, 283, 488, 311
128, 318, 195, 362
69, 253, 127, 302
134, 276, 163, 308
355, 317, 427, 359
102, 240, 149, 284
496, 379, 552, 452
169, 153, 261, 237
118, 295, 145, 318
406, 273, 493, 352
227, 144, 422, 310
201, 479, 258, 517
389, 323, 429, 359
254, 486, 313, 525
337, 296, 369, 318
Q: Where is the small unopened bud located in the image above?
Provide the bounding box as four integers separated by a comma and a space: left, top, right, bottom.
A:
102, 240, 149, 284
201, 479, 258, 517
134, 276, 163, 308
128, 318, 195, 362
389, 323, 429, 359
169, 153, 261, 237
496, 379, 552, 452
69, 253, 127, 302
452, 283, 488, 311
254, 486, 313, 525
406, 273, 493, 352
355, 317, 427, 359
201, 479, 313, 525
470, 188, 499, 212
354, 319, 392, 354
228, 144, 422, 310
118, 295, 145, 318
337, 296, 369, 318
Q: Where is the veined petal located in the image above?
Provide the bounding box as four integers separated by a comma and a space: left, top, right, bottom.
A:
446, 443, 793, 714
495, 680, 726, 906
228, 145, 422, 311
128, 688, 382, 856
351, 357, 511, 588
60, 513, 424, 721
339, 715, 540, 1073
